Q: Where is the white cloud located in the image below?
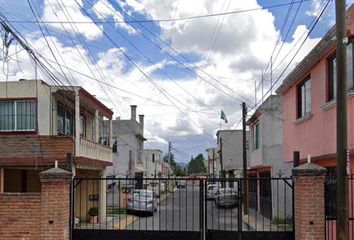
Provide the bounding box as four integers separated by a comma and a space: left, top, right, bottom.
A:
0, 0, 328, 162
91, 0, 137, 35
42, 0, 103, 40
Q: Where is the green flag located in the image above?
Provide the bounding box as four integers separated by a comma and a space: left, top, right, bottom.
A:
221, 110, 228, 123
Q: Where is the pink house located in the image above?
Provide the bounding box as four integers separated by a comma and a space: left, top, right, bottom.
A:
276, 5, 354, 170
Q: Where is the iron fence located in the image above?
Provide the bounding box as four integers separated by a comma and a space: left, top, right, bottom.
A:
325, 175, 354, 240
71, 177, 294, 240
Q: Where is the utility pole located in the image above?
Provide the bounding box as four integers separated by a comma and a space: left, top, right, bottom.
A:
242, 102, 248, 215
336, 0, 348, 239
168, 142, 172, 165
212, 149, 216, 178
219, 137, 224, 178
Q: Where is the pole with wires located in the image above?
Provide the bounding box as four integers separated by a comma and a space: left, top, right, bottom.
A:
242, 102, 248, 215
335, 0, 348, 239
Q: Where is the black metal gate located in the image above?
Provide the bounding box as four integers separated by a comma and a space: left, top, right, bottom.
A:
205, 177, 294, 240
71, 177, 294, 240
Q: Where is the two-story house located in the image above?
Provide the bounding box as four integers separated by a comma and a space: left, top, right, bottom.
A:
143, 149, 163, 178
205, 147, 221, 177
246, 95, 292, 221
0, 79, 113, 223
276, 6, 354, 171
108, 105, 145, 178
216, 130, 249, 178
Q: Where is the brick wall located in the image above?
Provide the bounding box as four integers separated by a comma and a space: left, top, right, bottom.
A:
293, 163, 326, 240
40, 177, 71, 240
0, 135, 74, 165
0, 167, 72, 240
0, 193, 41, 240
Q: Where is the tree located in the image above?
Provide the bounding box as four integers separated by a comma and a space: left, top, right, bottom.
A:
163, 153, 176, 168
187, 154, 207, 174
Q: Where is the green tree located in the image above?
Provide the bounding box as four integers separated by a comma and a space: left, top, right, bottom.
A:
187, 154, 207, 174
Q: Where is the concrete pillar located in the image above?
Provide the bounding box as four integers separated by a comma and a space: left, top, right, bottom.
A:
139, 114, 144, 129
94, 109, 99, 143
99, 169, 107, 223
109, 118, 113, 148
75, 91, 80, 155
39, 166, 72, 240
293, 163, 327, 240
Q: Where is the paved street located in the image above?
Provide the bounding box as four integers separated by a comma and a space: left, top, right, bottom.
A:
125, 186, 243, 231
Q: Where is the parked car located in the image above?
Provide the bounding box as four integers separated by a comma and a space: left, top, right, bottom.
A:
215, 188, 238, 208
207, 183, 220, 200
127, 189, 158, 215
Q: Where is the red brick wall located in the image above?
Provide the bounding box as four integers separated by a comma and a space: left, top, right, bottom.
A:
0, 135, 74, 165
294, 174, 326, 240
40, 177, 71, 240
0, 193, 41, 240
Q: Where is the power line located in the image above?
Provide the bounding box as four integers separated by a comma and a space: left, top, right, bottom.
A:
249, 0, 331, 112
89, 0, 253, 106
3, 0, 311, 24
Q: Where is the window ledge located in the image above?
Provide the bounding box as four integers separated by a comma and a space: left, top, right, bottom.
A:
321, 99, 336, 111
293, 113, 313, 125
321, 91, 354, 111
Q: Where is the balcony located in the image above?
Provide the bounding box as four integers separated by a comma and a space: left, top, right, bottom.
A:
78, 138, 112, 163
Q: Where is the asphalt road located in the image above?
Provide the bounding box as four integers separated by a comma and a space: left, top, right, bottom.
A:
126, 186, 241, 231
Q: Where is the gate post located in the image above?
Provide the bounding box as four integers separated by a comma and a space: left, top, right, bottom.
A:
39, 166, 72, 240
293, 163, 327, 240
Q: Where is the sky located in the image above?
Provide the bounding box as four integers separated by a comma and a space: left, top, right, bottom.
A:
0, 0, 351, 163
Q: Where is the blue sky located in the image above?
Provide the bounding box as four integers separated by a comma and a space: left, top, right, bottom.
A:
0, 0, 351, 163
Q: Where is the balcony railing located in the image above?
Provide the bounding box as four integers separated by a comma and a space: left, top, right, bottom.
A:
78, 137, 112, 162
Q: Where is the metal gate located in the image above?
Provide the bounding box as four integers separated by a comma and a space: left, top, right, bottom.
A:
205, 178, 294, 240
71, 177, 294, 240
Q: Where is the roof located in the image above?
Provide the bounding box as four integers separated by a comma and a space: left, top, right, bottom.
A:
275, 27, 336, 94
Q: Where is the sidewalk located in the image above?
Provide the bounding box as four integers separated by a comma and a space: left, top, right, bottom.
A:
240, 210, 291, 231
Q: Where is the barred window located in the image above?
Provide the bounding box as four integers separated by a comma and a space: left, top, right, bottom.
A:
0, 100, 36, 132
57, 104, 73, 135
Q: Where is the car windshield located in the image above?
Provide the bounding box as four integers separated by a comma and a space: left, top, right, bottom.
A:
218, 189, 235, 195
133, 191, 152, 198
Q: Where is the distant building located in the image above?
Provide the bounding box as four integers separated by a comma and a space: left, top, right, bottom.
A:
205, 147, 221, 177
143, 149, 163, 178
108, 105, 146, 178
216, 129, 249, 178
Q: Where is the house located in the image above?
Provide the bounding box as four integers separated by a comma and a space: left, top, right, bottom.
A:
0, 79, 113, 223
216, 130, 249, 178
275, 6, 354, 171
246, 95, 292, 220
108, 105, 145, 178
143, 149, 163, 178
205, 147, 221, 177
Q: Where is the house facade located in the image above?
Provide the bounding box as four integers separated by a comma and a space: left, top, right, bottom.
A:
216, 130, 249, 178
0, 79, 113, 223
276, 6, 354, 170
108, 105, 145, 178
247, 95, 292, 220
205, 147, 221, 177
143, 149, 163, 178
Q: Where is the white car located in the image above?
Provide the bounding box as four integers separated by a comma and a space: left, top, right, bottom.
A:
207, 183, 220, 200
127, 189, 158, 215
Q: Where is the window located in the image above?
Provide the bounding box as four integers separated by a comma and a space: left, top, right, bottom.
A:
0, 100, 36, 132
297, 77, 311, 118
253, 122, 260, 150
327, 41, 354, 101
57, 104, 73, 135
80, 116, 86, 137
112, 138, 117, 153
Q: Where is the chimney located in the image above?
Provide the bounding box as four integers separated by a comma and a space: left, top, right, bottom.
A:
139, 114, 144, 129
130, 105, 137, 121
